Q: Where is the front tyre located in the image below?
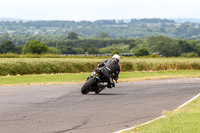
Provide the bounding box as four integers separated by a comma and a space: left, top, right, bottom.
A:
81, 78, 97, 94
95, 89, 100, 94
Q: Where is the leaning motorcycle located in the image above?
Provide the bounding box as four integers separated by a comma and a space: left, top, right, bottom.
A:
81, 70, 116, 94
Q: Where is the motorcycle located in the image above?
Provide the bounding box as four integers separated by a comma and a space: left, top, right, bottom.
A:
81, 70, 117, 95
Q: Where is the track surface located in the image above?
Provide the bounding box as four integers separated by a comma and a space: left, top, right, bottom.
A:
0, 78, 199, 133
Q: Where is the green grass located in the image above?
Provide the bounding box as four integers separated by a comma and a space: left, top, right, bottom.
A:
0, 73, 89, 85
0, 70, 200, 85
119, 70, 200, 79
125, 96, 200, 133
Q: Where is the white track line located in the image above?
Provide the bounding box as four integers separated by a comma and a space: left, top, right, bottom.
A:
114, 93, 200, 133
114, 115, 166, 133
177, 93, 200, 109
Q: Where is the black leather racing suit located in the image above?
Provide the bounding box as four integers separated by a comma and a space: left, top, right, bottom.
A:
98, 59, 120, 87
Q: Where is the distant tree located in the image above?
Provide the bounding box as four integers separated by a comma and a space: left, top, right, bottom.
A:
0, 40, 15, 53
87, 47, 99, 54
148, 36, 180, 57
48, 47, 61, 54
159, 27, 166, 33
129, 41, 137, 49
178, 40, 194, 54
61, 46, 77, 54
80, 43, 93, 51
188, 41, 200, 56
14, 45, 23, 54
0, 33, 10, 42
99, 32, 111, 38
22, 40, 48, 54
111, 49, 121, 56
134, 47, 150, 57
74, 48, 85, 54
181, 52, 199, 57
99, 46, 121, 54
67, 32, 79, 40
194, 43, 200, 56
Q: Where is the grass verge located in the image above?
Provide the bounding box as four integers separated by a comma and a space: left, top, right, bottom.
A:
124, 95, 200, 133
0, 70, 200, 85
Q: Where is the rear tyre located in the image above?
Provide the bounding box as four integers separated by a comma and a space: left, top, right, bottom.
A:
81, 78, 97, 94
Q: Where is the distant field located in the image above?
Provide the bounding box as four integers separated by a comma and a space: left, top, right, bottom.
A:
0, 58, 200, 76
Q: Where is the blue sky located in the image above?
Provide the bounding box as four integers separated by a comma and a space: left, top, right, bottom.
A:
0, 0, 199, 21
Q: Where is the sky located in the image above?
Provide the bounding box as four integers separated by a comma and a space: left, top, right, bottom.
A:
0, 0, 200, 21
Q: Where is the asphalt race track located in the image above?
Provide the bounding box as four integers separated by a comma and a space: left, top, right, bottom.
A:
0, 78, 199, 133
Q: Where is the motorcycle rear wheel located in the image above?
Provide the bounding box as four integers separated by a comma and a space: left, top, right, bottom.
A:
81, 78, 97, 94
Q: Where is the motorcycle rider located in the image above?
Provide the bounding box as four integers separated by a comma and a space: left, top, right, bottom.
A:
91, 54, 120, 88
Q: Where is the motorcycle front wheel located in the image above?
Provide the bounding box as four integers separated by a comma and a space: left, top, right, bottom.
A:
81, 78, 97, 94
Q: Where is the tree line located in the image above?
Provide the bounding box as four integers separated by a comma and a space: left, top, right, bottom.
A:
0, 33, 200, 57
1, 18, 200, 39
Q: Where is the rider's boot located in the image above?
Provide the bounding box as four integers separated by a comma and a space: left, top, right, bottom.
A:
107, 78, 115, 88
107, 84, 112, 88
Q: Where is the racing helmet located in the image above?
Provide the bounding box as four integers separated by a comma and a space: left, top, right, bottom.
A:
112, 54, 120, 62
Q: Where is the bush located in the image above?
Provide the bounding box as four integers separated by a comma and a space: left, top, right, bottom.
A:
181, 52, 199, 58
111, 50, 121, 56
148, 53, 161, 58
87, 47, 99, 54
22, 40, 48, 54
134, 47, 150, 57
121, 62, 133, 71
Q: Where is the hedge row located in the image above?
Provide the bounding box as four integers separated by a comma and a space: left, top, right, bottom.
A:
0, 54, 109, 59
121, 61, 200, 71
0, 58, 200, 76
0, 61, 97, 76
